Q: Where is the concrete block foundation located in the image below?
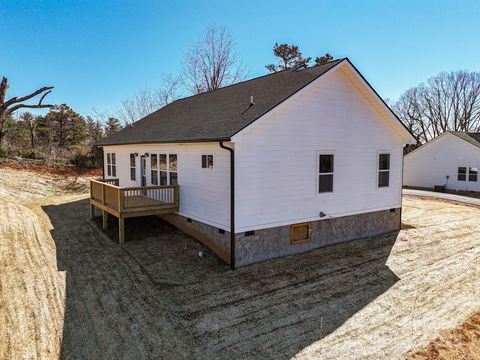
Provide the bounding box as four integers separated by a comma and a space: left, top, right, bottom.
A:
160, 208, 401, 267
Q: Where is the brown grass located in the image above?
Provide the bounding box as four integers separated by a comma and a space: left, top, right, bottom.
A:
406, 311, 480, 359
0, 158, 101, 177
2, 168, 480, 359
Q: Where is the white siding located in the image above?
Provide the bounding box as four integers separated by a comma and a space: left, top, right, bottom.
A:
404, 133, 480, 191
103, 143, 230, 229
234, 69, 404, 232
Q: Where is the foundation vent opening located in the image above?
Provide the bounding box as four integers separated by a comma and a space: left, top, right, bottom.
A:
218, 228, 225, 234
390, 208, 396, 213
245, 230, 255, 237
291, 222, 312, 244
187, 218, 192, 223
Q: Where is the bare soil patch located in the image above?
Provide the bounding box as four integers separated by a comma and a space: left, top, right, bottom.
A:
406, 310, 480, 359
1, 169, 480, 359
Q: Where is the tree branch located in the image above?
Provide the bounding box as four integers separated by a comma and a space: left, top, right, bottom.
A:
6, 103, 54, 114
4, 86, 54, 107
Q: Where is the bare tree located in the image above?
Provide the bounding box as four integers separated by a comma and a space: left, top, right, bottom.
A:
183, 25, 246, 94
394, 70, 480, 144
0, 77, 54, 146
118, 75, 181, 124
20, 112, 37, 149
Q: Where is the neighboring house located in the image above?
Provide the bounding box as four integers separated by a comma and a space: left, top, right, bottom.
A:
404, 131, 480, 191
94, 58, 415, 268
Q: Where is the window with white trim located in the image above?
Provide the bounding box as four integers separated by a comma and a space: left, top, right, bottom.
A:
469, 167, 478, 182
151, 154, 158, 185
130, 154, 136, 181
318, 154, 334, 193
151, 153, 177, 185
106, 153, 116, 177
201, 154, 214, 169
378, 153, 390, 187
169, 154, 178, 185
458, 167, 467, 181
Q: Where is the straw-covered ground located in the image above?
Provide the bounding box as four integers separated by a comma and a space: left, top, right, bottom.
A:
1, 167, 480, 359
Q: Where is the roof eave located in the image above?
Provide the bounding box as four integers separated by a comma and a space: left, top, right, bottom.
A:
94, 137, 232, 147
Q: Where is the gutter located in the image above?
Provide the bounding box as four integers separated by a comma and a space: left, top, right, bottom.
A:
219, 141, 235, 270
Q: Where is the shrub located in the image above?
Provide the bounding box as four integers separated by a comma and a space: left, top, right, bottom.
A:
0, 147, 9, 158
21, 149, 44, 160
69, 146, 102, 169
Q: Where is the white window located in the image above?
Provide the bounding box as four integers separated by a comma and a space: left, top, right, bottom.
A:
106, 153, 116, 177
378, 153, 390, 187
201, 154, 214, 169
152, 153, 177, 185
169, 154, 178, 185
151, 154, 158, 185
469, 167, 478, 182
318, 154, 334, 193
459, 166, 478, 182
130, 154, 136, 181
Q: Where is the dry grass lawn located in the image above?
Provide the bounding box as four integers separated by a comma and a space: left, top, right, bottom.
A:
1, 167, 480, 359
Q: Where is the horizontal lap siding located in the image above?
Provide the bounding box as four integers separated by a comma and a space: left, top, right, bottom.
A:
235, 70, 403, 232
103, 143, 230, 229
404, 134, 480, 191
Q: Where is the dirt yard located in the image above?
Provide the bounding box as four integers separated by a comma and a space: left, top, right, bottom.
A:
1, 167, 480, 359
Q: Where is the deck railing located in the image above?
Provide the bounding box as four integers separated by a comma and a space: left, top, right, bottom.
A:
90, 179, 179, 213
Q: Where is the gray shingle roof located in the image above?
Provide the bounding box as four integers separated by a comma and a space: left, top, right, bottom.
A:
450, 132, 480, 149
96, 59, 344, 146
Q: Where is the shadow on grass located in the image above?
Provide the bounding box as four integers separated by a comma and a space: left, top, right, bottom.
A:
43, 197, 400, 360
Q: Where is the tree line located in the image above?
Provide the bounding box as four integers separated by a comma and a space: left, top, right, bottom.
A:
393, 71, 480, 146
2, 23, 478, 167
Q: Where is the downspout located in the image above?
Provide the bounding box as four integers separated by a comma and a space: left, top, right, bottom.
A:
219, 141, 235, 270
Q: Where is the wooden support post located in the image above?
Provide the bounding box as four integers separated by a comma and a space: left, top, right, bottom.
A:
102, 210, 108, 229
118, 217, 125, 245
90, 204, 95, 219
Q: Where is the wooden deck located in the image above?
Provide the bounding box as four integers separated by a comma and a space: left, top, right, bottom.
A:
89, 179, 179, 244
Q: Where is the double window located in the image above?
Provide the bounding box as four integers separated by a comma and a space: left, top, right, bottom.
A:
151, 153, 178, 185
458, 167, 478, 182
106, 153, 116, 177
202, 154, 214, 169
378, 153, 390, 187
130, 154, 136, 181
318, 154, 334, 193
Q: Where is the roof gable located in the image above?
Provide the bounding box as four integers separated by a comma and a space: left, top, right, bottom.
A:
405, 131, 480, 158
231, 59, 415, 143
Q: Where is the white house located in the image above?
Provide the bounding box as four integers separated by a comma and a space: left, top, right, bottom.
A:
94, 58, 415, 268
404, 132, 480, 191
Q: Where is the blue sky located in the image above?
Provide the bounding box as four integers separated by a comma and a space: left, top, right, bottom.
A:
2, 0, 479, 118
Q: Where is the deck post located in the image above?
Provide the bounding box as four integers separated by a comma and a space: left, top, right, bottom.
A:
118, 217, 125, 245
102, 210, 108, 229
90, 204, 95, 219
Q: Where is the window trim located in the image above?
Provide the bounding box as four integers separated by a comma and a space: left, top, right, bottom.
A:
316, 151, 335, 195
201, 154, 214, 170
130, 153, 136, 181
377, 151, 391, 189
458, 166, 467, 181
469, 167, 477, 182
106, 152, 116, 177
150, 153, 178, 186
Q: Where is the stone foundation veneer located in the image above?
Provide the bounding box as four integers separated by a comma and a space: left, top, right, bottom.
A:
160, 208, 401, 267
